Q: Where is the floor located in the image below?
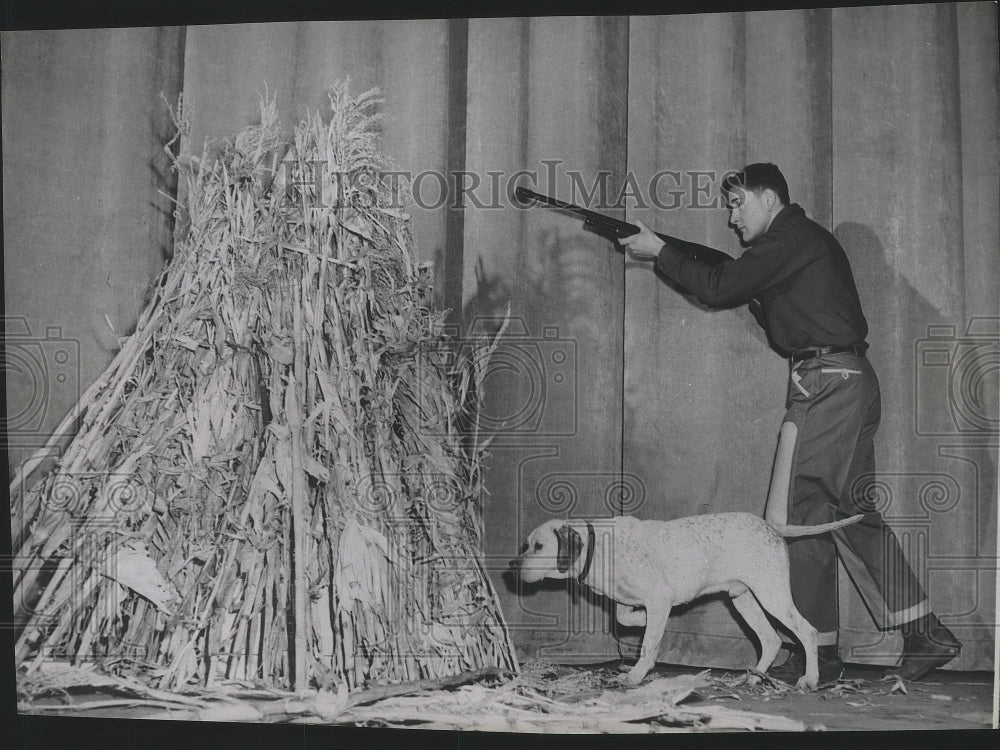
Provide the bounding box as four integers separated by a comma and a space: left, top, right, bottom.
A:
12, 658, 996, 741
643, 661, 996, 731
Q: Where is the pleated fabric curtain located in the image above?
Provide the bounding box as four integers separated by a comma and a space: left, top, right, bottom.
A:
3, 27, 185, 471
3, 6, 996, 671
465, 16, 628, 663
828, 4, 997, 669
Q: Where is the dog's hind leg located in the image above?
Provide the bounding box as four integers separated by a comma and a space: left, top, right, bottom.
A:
730, 590, 782, 674
754, 585, 820, 690
781, 608, 819, 691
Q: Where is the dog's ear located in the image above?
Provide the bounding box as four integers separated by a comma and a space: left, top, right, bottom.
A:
555, 524, 583, 573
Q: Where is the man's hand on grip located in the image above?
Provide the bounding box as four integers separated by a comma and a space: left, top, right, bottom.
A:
619, 220, 664, 261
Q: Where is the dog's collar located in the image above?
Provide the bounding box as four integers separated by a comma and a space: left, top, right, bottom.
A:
577, 522, 596, 583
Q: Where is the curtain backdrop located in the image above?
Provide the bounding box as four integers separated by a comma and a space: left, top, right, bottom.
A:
4, 5, 996, 671
3, 26, 185, 470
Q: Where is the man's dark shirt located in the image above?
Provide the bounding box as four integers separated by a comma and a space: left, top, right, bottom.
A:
655, 203, 868, 356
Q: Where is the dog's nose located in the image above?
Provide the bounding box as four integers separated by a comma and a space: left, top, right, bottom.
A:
508, 558, 519, 570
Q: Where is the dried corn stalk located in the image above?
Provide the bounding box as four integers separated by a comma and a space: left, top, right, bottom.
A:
10, 83, 518, 693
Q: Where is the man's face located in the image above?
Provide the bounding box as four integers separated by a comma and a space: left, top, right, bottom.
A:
726, 187, 773, 243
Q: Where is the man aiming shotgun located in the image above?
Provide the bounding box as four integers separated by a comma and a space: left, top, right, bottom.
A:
515, 185, 733, 272
520, 164, 962, 684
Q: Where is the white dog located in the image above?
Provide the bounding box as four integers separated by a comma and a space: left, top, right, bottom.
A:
509, 512, 862, 690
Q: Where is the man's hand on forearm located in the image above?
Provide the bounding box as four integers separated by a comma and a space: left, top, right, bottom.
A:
619, 220, 664, 260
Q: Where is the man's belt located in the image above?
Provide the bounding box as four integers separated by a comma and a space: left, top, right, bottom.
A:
791, 342, 868, 363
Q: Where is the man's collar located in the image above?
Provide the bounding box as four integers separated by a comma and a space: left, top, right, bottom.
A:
765, 203, 803, 234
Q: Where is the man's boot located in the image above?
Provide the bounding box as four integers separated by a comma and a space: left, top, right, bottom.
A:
768, 644, 843, 687
893, 613, 961, 681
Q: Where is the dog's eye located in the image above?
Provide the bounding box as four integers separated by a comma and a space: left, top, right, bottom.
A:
532, 542, 542, 552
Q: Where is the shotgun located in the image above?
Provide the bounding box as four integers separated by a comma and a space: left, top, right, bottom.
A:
515, 186, 732, 267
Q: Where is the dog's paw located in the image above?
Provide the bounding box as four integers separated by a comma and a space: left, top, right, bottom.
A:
619, 667, 649, 687
796, 675, 818, 691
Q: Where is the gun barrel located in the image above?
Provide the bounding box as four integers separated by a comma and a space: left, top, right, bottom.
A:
515, 186, 637, 237
514, 186, 577, 212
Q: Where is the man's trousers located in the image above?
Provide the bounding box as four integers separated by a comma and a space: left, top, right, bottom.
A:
764, 351, 929, 646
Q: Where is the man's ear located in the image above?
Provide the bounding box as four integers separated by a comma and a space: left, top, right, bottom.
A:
762, 187, 781, 213
555, 525, 583, 573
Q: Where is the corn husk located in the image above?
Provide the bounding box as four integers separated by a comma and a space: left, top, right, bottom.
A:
10, 83, 518, 693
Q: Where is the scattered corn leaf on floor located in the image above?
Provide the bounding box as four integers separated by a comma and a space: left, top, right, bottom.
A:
16, 658, 995, 733
643, 661, 995, 731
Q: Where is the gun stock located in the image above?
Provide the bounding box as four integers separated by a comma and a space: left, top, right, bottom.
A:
515, 186, 731, 267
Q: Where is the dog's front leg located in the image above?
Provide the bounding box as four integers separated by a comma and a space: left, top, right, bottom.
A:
622, 600, 672, 686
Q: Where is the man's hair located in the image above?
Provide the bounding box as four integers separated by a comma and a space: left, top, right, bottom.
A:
722, 163, 790, 206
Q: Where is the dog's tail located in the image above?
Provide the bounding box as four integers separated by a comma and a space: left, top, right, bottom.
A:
772, 514, 865, 538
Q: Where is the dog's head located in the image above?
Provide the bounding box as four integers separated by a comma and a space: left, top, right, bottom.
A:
508, 520, 586, 583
